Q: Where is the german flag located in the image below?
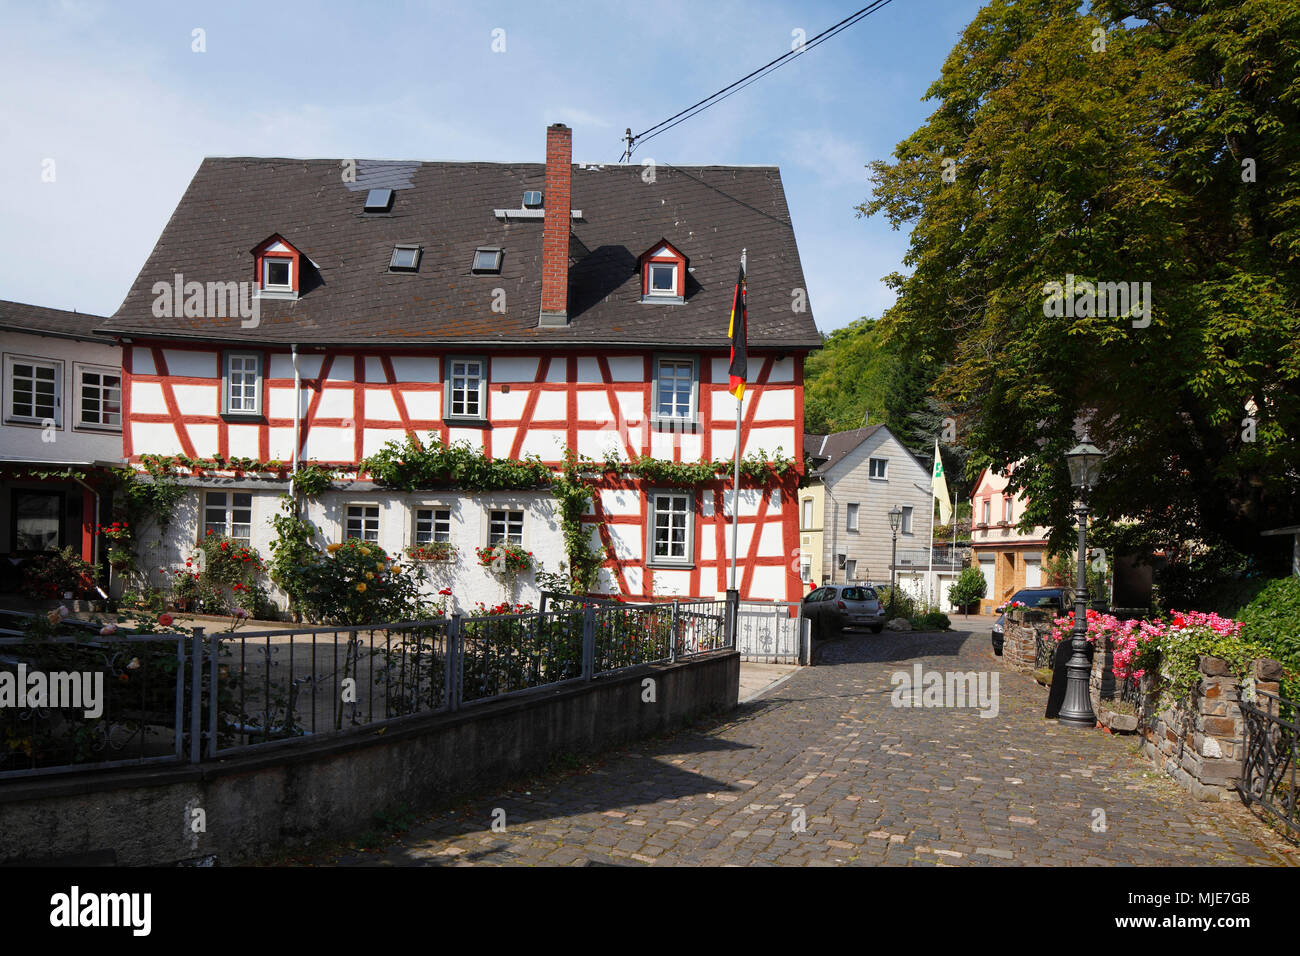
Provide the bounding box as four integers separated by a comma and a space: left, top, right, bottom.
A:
728, 265, 747, 400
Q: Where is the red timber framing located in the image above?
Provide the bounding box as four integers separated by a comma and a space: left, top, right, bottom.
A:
121, 341, 805, 601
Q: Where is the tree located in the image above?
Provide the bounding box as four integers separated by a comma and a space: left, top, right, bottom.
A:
860, 0, 1300, 557
948, 566, 988, 615
803, 317, 894, 434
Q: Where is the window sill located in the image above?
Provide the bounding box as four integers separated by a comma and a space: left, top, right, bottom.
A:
443, 417, 491, 429
646, 561, 695, 570
649, 417, 699, 432
221, 412, 266, 424
74, 424, 123, 434
3, 418, 61, 429
255, 289, 298, 300
639, 295, 685, 306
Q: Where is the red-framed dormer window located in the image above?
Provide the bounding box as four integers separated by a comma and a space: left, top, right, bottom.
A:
252, 234, 303, 298
638, 239, 687, 303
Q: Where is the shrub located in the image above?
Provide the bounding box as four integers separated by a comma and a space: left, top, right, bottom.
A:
22, 548, 97, 600
281, 539, 435, 624
1234, 576, 1300, 696
922, 611, 951, 630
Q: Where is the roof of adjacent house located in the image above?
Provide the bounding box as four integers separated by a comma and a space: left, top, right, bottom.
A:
804, 424, 932, 478
97, 158, 820, 350
0, 299, 110, 343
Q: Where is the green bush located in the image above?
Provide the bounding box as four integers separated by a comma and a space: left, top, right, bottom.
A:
948, 566, 987, 611
280, 539, 435, 625
922, 611, 951, 630
1235, 576, 1300, 696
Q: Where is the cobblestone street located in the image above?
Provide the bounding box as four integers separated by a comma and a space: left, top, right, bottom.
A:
317, 623, 1296, 867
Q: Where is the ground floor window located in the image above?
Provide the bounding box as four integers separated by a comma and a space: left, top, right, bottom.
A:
204, 491, 252, 545
414, 507, 451, 544
12, 490, 63, 552
346, 504, 380, 542
488, 508, 523, 546
649, 491, 692, 566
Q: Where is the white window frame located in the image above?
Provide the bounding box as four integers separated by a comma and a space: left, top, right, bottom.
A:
413, 505, 452, 546
901, 505, 914, 535
223, 351, 263, 416
647, 262, 678, 296
801, 498, 813, 529
487, 507, 524, 547
651, 355, 698, 425
261, 256, 293, 291
73, 362, 122, 432
868, 457, 888, 480
5, 353, 63, 427
445, 357, 487, 422
647, 490, 694, 567
1002, 496, 1013, 524
846, 502, 860, 531
345, 503, 380, 543
845, 558, 857, 580
982, 499, 991, 525
203, 491, 253, 545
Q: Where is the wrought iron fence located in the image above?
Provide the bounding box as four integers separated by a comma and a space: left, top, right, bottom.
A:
1240, 688, 1299, 839
2, 594, 739, 775
0, 630, 190, 779
1034, 630, 1058, 669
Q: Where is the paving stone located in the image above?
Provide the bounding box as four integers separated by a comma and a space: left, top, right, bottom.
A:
314, 625, 1292, 868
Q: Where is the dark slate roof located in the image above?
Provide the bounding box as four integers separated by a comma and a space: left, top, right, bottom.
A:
98, 158, 820, 350
0, 300, 109, 342
803, 425, 883, 476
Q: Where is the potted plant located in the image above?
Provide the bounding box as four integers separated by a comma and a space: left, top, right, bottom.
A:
475, 543, 532, 575
406, 542, 457, 562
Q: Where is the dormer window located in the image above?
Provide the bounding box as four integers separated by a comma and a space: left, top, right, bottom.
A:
263, 258, 292, 290
638, 239, 687, 304
390, 245, 421, 272
252, 234, 304, 300
471, 247, 502, 274
364, 188, 395, 213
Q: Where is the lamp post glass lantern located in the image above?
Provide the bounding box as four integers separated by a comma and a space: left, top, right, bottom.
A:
888, 505, 902, 618
1059, 434, 1104, 728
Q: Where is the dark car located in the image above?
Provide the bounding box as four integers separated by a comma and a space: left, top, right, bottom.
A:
803, 584, 886, 637
991, 587, 1074, 655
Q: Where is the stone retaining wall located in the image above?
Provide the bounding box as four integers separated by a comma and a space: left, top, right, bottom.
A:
998, 611, 1282, 803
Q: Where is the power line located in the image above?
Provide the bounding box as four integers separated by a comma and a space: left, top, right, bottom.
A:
619, 0, 897, 162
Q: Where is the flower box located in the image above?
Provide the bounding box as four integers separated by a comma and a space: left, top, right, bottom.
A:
406, 542, 457, 562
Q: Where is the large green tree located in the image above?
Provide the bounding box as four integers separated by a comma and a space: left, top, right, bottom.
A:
861, 0, 1300, 555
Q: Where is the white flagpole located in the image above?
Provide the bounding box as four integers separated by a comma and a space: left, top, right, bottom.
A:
927, 465, 935, 610
729, 249, 746, 593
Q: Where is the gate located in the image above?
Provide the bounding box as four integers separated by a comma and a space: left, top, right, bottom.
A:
735, 601, 807, 664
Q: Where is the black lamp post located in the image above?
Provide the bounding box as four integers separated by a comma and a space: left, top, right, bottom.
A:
1058, 433, 1104, 728
888, 505, 903, 618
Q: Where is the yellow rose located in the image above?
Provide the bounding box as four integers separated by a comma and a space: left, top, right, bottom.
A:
365, 571, 374, 579
356, 582, 367, 593
359, 547, 371, 556
327, 543, 344, 553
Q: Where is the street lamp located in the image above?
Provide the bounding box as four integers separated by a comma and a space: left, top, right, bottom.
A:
1058, 433, 1104, 728
888, 504, 903, 619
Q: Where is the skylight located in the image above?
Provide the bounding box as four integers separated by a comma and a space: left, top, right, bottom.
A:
522, 191, 542, 208
364, 188, 395, 213
390, 245, 421, 271
471, 247, 503, 274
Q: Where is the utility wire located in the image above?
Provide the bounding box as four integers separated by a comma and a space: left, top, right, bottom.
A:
620, 0, 897, 162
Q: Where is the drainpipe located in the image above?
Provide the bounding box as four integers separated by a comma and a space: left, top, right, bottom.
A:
290, 344, 301, 504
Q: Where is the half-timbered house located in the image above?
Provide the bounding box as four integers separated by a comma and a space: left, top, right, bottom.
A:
96, 124, 820, 610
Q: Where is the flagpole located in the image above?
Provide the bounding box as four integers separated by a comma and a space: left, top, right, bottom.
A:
729, 248, 746, 593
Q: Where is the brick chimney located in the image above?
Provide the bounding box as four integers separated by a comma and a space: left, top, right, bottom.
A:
538, 123, 571, 328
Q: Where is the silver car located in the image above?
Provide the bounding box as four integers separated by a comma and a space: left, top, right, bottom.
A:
802, 584, 886, 637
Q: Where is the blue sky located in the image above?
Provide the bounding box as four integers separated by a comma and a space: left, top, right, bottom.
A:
0, 0, 986, 334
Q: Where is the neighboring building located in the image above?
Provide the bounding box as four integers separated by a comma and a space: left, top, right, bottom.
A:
0, 300, 122, 595
800, 425, 935, 597
969, 466, 1051, 614
95, 124, 820, 610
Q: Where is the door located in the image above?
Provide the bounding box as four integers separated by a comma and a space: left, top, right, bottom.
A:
1024, 558, 1042, 588
978, 558, 995, 605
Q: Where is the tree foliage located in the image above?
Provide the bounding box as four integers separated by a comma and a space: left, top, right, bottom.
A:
860, 0, 1300, 555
